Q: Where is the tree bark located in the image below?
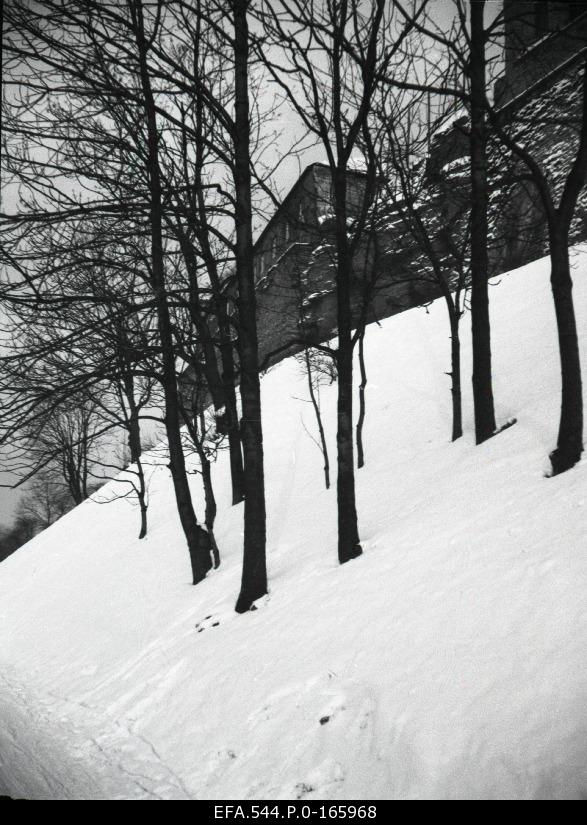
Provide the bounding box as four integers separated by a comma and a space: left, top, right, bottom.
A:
179, 384, 221, 567
126, 387, 149, 540
447, 302, 463, 442
129, 417, 148, 540
198, 411, 220, 568
469, 0, 497, 444
222, 347, 246, 506
549, 229, 584, 474
356, 330, 367, 468
547, 62, 587, 474
138, 498, 148, 541
333, 170, 362, 564
233, 0, 267, 613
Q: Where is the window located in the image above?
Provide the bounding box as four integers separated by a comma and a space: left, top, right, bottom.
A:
285, 221, 291, 243
272, 236, 278, 261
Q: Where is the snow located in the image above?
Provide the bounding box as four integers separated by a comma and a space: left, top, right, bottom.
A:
317, 212, 335, 226
303, 290, 332, 306
1, 248, 587, 800
441, 156, 469, 176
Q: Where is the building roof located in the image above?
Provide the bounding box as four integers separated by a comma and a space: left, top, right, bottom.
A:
253, 162, 367, 254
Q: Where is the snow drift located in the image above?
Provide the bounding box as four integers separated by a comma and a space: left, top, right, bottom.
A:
1, 249, 586, 800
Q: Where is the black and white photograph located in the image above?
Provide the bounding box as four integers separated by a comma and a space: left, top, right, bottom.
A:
0, 0, 586, 803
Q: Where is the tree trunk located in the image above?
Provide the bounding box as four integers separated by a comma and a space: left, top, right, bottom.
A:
133, 449, 148, 541
356, 330, 367, 468
138, 498, 148, 541
549, 229, 584, 474
180, 390, 219, 569
333, 171, 362, 564
132, 441, 149, 541
304, 349, 330, 489
217, 326, 245, 506
81, 433, 89, 500
133, 0, 211, 583
233, 0, 267, 613
469, 0, 497, 444
125, 385, 148, 540
448, 302, 463, 442
546, 62, 587, 474
198, 412, 220, 568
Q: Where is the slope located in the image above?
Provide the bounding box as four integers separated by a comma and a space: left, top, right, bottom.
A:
0, 249, 586, 800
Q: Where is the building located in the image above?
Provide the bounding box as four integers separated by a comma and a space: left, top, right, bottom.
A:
183, 1, 587, 409
253, 163, 375, 368
496, 0, 587, 106
252, 1, 587, 373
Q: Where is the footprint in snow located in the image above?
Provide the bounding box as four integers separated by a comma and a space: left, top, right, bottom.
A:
195, 598, 265, 634
195, 614, 221, 633
318, 693, 346, 725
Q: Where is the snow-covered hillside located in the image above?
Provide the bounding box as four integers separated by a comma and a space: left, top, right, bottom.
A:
1, 250, 586, 800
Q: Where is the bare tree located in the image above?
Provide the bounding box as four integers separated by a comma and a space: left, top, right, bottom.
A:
384, 1, 508, 443
468, 0, 497, 443
156, 16, 246, 507
373, 88, 470, 442
489, 58, 587, 474
297, 347, 333, 490
181, 398, 222, 570
230, 0, 268, 611
1, 0, 217, 581
15, 470, 73, 532
129, 0, 213, 580
88, 312, 160, 541
15, 398, 102, 506
256, 0, 415, 564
